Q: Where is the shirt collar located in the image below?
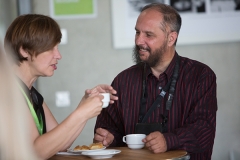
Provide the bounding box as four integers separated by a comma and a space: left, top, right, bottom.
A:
145, 52, 179, 81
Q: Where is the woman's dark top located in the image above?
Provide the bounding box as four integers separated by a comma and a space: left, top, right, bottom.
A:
19, 79, 47, 134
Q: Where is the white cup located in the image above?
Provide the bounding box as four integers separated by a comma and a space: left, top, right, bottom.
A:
122, 134, 146, 149
100, 93, 110, 108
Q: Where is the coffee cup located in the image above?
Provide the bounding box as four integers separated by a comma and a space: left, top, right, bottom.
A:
122, 134, 146, 149
100, 93, 110, 108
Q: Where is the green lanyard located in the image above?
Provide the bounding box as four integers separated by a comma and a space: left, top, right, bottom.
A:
18, 84, 43, 135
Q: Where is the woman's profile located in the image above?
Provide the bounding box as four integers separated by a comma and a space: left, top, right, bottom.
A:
3, 14, 118, 159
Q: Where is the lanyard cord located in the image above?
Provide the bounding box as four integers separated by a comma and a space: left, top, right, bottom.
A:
139, 54, 180, 124
18, 84, 43, 135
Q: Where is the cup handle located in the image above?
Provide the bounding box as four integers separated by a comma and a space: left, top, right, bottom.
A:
122, 136, 126, 143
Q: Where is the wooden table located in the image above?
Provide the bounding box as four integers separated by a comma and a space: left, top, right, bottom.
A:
48, 147, 189, 160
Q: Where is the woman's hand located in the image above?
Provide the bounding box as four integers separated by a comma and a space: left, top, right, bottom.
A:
85, 84, 118, 104
77, 84, 118, 120
77, 94, 103, 120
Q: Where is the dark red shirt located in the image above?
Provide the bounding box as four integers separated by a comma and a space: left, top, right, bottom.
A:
95, 53, 217, 160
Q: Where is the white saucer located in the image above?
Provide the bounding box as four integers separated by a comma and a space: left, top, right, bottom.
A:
81, 149, 121, 159
56, 152, 81, 155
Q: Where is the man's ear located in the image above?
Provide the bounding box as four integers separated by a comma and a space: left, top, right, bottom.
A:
168, 32, 178, 46
19, 46, 28, 58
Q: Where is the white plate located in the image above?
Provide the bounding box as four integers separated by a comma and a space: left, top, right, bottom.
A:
81, 149, 121, 159
67, 146, 106, 153
56, 152, 81, 155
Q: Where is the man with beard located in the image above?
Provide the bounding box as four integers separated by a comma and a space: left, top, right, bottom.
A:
94, 3, 217, 160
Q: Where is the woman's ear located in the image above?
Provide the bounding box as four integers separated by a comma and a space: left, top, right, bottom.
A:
19, 47, 28, 58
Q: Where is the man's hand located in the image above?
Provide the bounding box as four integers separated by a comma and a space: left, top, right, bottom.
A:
142, 131, 167, 153
94, 128, 114, 147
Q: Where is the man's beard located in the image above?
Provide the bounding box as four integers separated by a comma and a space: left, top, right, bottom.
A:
132, 40, 167, 67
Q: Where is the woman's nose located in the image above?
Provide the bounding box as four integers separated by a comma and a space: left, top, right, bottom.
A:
55, 50, 62, 60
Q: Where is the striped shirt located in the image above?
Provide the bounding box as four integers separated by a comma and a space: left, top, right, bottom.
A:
95, 53, 217, 160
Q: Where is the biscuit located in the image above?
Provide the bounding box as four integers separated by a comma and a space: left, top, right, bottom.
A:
73, 145, 90, 151
89, 142, 103, 150
73, 145, 82, 151
81, 145, 90, 150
